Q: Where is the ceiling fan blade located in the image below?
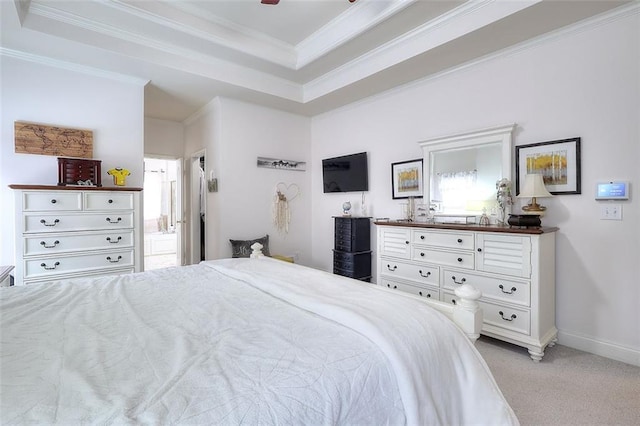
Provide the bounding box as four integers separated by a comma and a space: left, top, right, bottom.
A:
261, 0, 280, 4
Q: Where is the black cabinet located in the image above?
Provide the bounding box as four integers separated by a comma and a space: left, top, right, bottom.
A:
333, 217, 371, 281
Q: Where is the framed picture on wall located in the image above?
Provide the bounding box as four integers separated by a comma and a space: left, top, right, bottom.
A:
391, 159, 423, 199
515, 137, 581, 195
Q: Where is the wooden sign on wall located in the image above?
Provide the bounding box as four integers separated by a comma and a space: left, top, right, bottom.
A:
14, 121, 93, 158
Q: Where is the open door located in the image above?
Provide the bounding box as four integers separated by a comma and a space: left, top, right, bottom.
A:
143, 157, 184, 270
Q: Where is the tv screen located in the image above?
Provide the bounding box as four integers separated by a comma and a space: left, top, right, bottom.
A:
322, 152, 368, 193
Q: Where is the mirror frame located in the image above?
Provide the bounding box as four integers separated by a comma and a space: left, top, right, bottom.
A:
418, 124, 516, 215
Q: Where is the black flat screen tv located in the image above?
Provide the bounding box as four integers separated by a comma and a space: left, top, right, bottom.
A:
322, 152, 368, 193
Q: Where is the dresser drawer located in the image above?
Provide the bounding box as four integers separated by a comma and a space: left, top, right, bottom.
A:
24, 250, 135, 279
24, 230, 135, 256
379, 278, 439, 299
379, 258, 439, 286
443, 293, 531, 336
412, 229, 474, 250
24, 212, 134, 233
23, 191, 82, 211
442, 269, 530, 307
84, 192, 134, 210
479, 300, 531, 336
412, 247, 474, 269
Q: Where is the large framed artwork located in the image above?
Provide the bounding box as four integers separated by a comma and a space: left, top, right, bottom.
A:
391, 159, 423, 199
515, 137, 581, 195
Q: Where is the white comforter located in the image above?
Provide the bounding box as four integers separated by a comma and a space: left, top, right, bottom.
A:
0, 258, 517, 425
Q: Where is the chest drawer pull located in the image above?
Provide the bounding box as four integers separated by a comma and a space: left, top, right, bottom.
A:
418, 270, 431, 278
50, 199, 57, 204
40, 261, 60, 270
106, 236, 122, 244
40, 219, 60, 227
387, 264, 397, 271
457, 238, 463, 243
457, 257, 463, 262
499, 284, 517, 294
387, 283, 398, 289
106, 217, 122, 224
499, 311, 517, 322
108, 199, 114, 204
451, 276, 466, 285
106, 256, 123, 263
420, 252, 425, 257
418, 291, 431, 298
40, 240, 60, 249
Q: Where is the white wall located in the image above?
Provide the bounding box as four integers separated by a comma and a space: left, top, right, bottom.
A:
0, 57, 145, 267
184, 97, 313, 263
144, 117, 184, 158
311, 12, 639, 364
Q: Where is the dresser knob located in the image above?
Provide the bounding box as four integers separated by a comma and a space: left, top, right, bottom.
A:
477, 248, 482, 252
499, 284, 517, 294
420, 235, 425, 240
457, 238, 462, 243
451, 276, 466, 285
387, 264, 397, 271
40, 261, 60, 270
420, 252, 425, 257
457, 257, 463, 262
40, 240, 60, 249
499, 311, 517, 322
50, 199, 57, 204
108, 199, 113, 204
405, 241, 410, 245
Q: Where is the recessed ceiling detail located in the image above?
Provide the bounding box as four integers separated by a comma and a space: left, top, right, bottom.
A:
1, 0, 633, 121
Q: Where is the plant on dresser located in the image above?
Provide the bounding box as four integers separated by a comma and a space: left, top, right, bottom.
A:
10, 185, 143, 285
375, 221, 558, 362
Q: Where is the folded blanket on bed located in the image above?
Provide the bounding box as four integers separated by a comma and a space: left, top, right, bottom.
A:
205, 257, 518, 426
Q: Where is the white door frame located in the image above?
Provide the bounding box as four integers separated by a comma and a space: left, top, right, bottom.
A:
190, 149, 206, 264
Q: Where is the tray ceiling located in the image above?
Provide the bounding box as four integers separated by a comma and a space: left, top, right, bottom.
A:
1, 0, 632, 121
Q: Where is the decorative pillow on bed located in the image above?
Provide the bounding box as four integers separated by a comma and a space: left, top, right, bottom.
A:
229, 235, 270, 258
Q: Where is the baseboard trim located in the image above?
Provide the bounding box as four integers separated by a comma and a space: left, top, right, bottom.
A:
558, 330, 640, 367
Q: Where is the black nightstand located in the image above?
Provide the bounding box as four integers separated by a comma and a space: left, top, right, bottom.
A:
333, 217, 371, 281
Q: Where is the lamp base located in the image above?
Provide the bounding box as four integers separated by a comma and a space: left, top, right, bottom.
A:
508, 214, 541, 227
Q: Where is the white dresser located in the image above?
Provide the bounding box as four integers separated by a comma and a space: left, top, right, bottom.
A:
10, 185, 143, 286
376, 222, 557, 361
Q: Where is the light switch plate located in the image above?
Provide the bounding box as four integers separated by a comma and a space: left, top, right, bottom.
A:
600, 204, 622, 220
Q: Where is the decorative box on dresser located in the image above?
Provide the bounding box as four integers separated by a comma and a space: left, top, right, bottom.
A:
375, 221, 558, 361
10, 185, 143, 286
333, 216, 372, 281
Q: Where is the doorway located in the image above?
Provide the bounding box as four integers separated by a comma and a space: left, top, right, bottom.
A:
190, 151, 206, 263
143, 157, 183, 270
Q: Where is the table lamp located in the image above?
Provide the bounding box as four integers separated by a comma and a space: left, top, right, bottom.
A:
519, 174, 553, 213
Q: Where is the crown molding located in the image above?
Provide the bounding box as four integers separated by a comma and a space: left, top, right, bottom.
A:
0, 47, 149, 85
107, 0, 297, 69
302, 0, 541, 101
27, 2, 304, 102
295, 0, 416, 68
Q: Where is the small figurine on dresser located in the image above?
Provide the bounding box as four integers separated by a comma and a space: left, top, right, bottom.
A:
495, 178, 513, 225
107, 167, 130, 186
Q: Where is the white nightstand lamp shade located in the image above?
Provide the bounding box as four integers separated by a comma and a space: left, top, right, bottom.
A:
519, 174, 553, 213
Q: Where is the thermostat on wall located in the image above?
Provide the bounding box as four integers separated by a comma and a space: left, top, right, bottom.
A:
595, 181, 629, 200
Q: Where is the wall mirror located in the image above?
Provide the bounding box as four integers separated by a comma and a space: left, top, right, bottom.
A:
418, 124, 515, 217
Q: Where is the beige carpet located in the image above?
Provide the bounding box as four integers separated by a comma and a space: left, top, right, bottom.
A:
475, 336, 640, 426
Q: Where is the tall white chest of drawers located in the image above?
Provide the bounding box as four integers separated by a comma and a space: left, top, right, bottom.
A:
11, 185, 143, 286
376, 222, 558, 361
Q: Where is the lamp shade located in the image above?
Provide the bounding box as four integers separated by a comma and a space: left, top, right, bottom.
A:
518, 174, 553, 198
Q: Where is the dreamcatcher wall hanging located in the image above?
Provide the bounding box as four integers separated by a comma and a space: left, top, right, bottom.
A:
272, 182, 300, 234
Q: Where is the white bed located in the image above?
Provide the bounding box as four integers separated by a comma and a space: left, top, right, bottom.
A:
0, 256, 518, 425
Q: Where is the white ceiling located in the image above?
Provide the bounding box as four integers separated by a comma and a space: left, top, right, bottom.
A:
1, 0, 632, 122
